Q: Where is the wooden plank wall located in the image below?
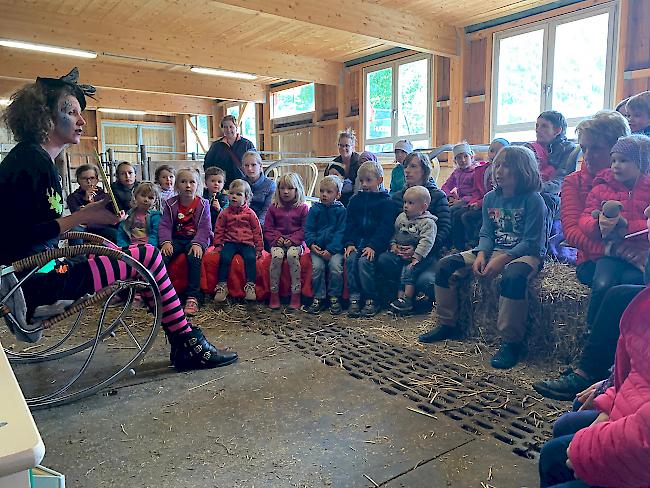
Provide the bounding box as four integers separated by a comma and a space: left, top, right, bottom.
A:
620, 0, 650, 97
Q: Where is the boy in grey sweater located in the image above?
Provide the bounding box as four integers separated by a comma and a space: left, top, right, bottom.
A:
388, 186, 438, 313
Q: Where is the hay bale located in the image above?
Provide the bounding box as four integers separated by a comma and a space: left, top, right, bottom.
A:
457, 261, 590, 362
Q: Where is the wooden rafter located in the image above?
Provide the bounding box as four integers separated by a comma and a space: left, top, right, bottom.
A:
0, 5, 342, 85
0, 51, 266, 102
0, 79, 217, 115
211, 0, 459, 57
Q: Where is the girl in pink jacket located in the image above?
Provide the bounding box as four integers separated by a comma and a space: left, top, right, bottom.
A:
213, 179, 264, 303
264, 173, 309, 310
539, 242, 650, 487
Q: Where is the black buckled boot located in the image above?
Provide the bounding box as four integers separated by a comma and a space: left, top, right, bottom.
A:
170, 325, 238, 371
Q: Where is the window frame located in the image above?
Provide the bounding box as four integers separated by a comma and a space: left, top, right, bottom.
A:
363, 53, 432, 151
270, 83, 316, 120
226, 103, 258, 147
490, 2, 619, 141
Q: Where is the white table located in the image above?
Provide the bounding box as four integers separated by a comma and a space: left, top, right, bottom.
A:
0, 342, 45, 487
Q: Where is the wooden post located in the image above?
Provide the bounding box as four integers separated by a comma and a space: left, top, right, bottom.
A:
615, 0, 629, 103
95, 109, 103, 154
263, 88, 272, 153
483, 34, 494, 144
448, 28, 465, 144
431, 56, 438, 148
337, 74, 347, 132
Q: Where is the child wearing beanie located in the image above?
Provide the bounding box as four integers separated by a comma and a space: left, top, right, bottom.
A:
441, 142, 484, 249
578, 134, 650, 327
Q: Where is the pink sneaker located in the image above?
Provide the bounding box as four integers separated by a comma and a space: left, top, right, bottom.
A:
269, 292, 280, 309
289, 292, 301, 309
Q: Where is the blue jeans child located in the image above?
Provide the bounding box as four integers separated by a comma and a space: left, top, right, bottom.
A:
311, 253, 344, 300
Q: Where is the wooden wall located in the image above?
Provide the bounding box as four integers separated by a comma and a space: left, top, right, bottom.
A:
618, 0, 650, 99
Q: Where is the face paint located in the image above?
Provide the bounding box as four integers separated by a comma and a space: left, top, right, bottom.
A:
52, 95, 85, 145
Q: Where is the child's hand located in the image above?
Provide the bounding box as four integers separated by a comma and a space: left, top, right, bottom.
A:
361, 247, 375, 261
211, 198, 221, 211
189, 244, 203, 259
344, 245, 356, 258
577, 380, 604, 411
321, 250, 332, 260
566, 444, 573, 470
161, 242, 173, 257
408, 257, 419, 268
481, 253, 511, 279
390, 243, 399, 254
311, 244, 322, 255
591, 412, 609, 425
469, 202, 480, 210
84, 188, 97, 202
472, 252, 488, 276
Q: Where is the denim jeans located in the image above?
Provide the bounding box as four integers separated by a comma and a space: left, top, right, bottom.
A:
311, 253, 344, 299
346, 250, 377, 300
162, 237, 202, 299
584, 257, 643, 325
377, 251, 437, 301
539, 411, 599, 488
217, 242, 256, 283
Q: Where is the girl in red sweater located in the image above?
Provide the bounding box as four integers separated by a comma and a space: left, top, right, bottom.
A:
213, 179, 264, 302
264, 173, 309, 310
578, 134, 650, 326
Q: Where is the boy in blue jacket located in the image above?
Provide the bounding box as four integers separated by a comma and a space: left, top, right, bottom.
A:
344, 161, 398, 317
305, 175, 348, 315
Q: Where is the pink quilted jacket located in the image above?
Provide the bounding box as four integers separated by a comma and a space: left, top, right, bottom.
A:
569, 286, 650, 488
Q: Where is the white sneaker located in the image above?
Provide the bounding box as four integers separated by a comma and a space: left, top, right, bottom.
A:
244, 282, 256, 301
213, 282, 228, 302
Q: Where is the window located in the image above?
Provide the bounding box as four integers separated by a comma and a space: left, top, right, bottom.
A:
227, 104, 257, 145
364, 55, 431, 152
271, 83, 315, 119
491, 4, 618, 142
186, 115, 210, 155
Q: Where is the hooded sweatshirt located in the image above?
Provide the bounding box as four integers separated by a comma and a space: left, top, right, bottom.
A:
391, 211, 438, 261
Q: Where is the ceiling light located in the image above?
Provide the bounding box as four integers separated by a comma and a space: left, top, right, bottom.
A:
0, 39, 97, 58
98, 108, 147, 115
0, 98, 11, 106
190, 66, 257, 80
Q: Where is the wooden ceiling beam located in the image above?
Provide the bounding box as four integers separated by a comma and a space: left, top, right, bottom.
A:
0, 51, 266, 102
211, 0, 459, 57
0, 79, 218, 115
0, 5, 342, 85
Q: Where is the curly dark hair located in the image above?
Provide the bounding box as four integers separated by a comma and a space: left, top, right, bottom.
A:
2, 82, 76, 144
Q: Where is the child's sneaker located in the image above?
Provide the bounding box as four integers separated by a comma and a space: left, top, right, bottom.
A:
305, 298, 326, 314
390, 296, 413, 314
329, 297, 342, 315
361, 299, 379, 317
213, 282, 228, 303
184, 297, 200, 316
348, 299, 361, 317
269, 291, 280, 309
244, 282, 256, 301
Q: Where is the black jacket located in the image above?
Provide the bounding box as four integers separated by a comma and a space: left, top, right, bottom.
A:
392, 178, 451, 256
204, 136, 256, 187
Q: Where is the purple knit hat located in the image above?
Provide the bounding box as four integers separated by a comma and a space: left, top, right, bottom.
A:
611, 134, 650, 174
359, 151, 378, 163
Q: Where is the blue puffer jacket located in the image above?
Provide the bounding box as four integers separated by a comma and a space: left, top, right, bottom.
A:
248, 173, 276, 225
116, 209, 162, 247
304, 201, 347, 255
345, 190, 398, 252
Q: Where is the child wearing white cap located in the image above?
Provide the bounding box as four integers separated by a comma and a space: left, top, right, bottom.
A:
389, 139, 413, 196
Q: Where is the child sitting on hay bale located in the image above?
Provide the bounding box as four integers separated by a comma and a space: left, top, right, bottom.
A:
419, 146, 549, 370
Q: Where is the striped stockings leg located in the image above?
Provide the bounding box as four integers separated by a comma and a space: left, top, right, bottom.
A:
87, 244, 191, 336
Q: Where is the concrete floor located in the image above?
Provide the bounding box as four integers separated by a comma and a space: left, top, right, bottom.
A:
27, 323, 541, 488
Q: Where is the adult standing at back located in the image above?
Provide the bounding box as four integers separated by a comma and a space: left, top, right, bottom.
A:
326, 128, 360, 206
204, 114, 256, 187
